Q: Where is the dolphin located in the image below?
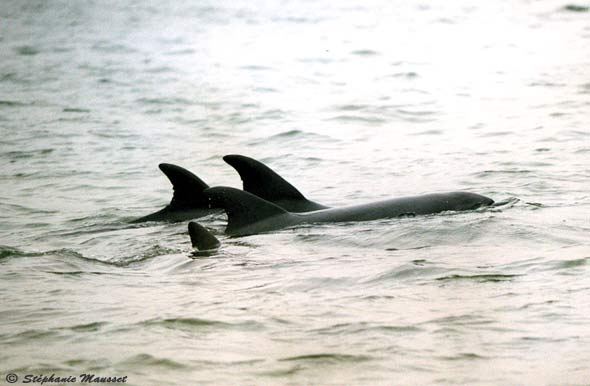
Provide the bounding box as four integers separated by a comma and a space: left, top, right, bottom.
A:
132, 163, 218, 223
205, 186, 494, 237
223, 154, 329, 212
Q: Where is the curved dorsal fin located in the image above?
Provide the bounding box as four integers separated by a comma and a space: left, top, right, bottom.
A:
159, 163, 209, 209
188, 222, 220, 250
223, 155, 306, 201
204, 186, 288, 236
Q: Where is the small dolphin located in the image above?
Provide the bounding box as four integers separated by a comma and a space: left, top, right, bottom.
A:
205, 186, 494, 237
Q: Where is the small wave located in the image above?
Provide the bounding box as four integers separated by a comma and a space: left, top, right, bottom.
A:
261, 365, 304, 377
4, 148, 55, 160
328, 114, 386, 124
142, 317, 228, 329
2, 329, 60, 344
438, 352, 488, 361
351, 49, 379, 56
65, 322, 108, 332
363, 264, 445, 283
428, 314, 494, 326
279, 353, 371, 363
0, 245, 25, 259
120, 353, 187, 370
240, 64, 273, 71
562, 4, 589, 12
249, 129, 335, 146
333, 104, 369, 112
410, 129, 443, 136
136, 97, 193, 106
268, 129, 308, 139
113, 245, 182, 266
0, 245, 159, 268
140, 317, 263, 332
545, 257, 589, 272
0, 100, 28, 107
0, 247, 86, 261
312, 322, 421, 335
44, 270, 110, 276
15, 45, 39, 56
63, 107, 91, 113
435, 273, 521, 283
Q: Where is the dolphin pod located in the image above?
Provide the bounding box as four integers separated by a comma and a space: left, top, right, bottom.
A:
133, 155, 328, 223
132, 155, 494, 246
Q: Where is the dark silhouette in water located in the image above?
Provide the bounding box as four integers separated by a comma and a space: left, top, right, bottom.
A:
223, 154, 329, 212
188, 222, 220, 251
132, 163, 217, 223
134, 156, 330, 222
205, 187, 494, 237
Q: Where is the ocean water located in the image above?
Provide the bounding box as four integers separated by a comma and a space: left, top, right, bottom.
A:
1, 0, 589, 384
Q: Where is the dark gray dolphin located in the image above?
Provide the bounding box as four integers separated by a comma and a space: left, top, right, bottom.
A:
223, 154, 329, 212
134, 156, 327, 223
132, 163, 219, 223
205, 186, 494, 237
188, 221, 220, 251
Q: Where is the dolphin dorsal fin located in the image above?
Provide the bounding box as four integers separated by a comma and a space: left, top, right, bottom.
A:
223, 155, 306, 201
204, 186, 288, 236
188, 222, 220, 250
159, 163, 209, 209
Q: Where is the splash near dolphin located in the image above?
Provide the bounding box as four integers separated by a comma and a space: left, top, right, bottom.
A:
205, 186, 494, 237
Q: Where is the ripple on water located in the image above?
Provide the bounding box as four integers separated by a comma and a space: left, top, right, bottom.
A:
14, 46, 40, 56
119, 353, 188, 370
435, 273, 521, 283
65, 322, 109, 333
311, 322, 422, 335
363, 264, 447, 284
139, 317, 263, 332
562, 4, 590, 12
0, 100, 29, 107
351, 49, 379, 56
279, 353, 372, 363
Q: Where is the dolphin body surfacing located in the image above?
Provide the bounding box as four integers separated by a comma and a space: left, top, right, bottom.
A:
205, 186, 494, 237
132, 163, 219, 223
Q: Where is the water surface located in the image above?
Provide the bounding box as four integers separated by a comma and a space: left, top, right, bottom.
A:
1, 0, 589, 384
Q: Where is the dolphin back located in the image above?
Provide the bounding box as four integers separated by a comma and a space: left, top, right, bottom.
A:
223, 154, 327, 212
132, 163, 212, 223
204, 186, 294, 236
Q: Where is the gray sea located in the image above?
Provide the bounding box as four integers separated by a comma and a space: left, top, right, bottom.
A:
1, 0, 589, 385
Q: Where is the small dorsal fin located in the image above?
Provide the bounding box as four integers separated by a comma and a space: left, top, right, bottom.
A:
223, 155, 306, 201
159, 163, 209, 209
204, 186, 288, 236
188, 222, 220, 250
